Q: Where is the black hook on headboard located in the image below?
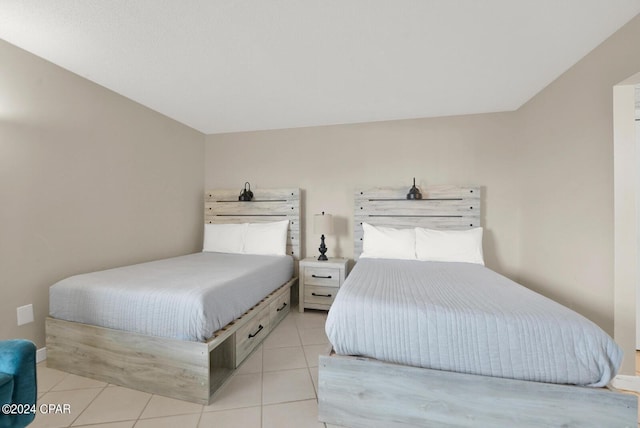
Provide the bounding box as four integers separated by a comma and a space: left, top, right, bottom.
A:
238, 182, 254, 201
406, 178, 422, 200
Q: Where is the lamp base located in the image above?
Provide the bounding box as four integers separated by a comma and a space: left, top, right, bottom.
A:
318, 234, 328, 261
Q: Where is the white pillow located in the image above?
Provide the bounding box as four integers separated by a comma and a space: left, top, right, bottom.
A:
243, 220, 289, 256
203, 223, 247, 254
415, 227, 484, 265
360, 222, 416, 260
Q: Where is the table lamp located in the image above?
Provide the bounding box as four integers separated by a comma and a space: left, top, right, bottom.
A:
314, 211, 334, 261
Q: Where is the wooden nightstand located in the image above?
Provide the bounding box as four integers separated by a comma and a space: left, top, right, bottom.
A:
299, 257, 348, 312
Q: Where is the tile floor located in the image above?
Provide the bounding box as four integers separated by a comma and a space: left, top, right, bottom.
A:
32, 309, 341, 428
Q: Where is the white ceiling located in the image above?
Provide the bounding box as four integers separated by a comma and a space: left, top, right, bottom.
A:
1, 1, 639, 134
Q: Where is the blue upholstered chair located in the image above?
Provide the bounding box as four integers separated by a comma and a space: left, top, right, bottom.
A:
0, 340, 37, 428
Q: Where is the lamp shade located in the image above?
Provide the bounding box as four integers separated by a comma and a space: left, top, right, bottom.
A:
314, 212, 334, 235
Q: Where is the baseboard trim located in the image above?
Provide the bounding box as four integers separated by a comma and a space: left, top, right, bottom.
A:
36, 347, 46, 363
611, 374, 640, 393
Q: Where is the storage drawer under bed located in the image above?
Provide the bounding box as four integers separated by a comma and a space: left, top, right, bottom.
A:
235, 306, 270, 366
269, 290, 290, 326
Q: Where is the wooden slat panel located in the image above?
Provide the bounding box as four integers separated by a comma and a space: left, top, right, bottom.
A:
356, 199, 479, 216
205, 200, 298, 216
318, 354, 637, 428
286, 244, 299, 259
205, 215, 299, 227
354, 216, 480, 229
356, 220, 480, 231
353, 186, 481, 259
356, 185, 479, 200
204, 188, 301, 261
206, 188, 299, 202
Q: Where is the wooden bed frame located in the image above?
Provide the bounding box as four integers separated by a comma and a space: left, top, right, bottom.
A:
46, 188, 300, 405
317, 185, 637, 427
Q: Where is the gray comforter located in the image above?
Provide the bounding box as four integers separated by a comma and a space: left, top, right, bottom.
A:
50, 252, 293, 341
325, 259, 621, 386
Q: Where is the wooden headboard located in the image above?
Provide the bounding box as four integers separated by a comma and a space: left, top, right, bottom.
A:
204, 188, 300, 260
354, 185, 481, 259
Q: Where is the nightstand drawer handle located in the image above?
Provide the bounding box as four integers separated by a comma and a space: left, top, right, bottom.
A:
312, 274, 332, 279
312, 292, 332, 298
248, 324, 264, 339
276, 302, 287, 312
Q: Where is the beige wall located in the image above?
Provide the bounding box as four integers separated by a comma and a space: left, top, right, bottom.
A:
205, 15, 640, 375
205, 113, 522, 278
0, 39, 205, 348
516, 14, 640, 373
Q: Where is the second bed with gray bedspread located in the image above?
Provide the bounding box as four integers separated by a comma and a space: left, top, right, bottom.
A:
50, 252, 293, 342
325, 258, 621, 387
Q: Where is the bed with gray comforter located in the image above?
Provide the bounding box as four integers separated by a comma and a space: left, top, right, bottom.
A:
325, 258, 621, 386
50, 252, 293, 342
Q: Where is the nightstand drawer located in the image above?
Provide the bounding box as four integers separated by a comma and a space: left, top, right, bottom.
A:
235, 306, 270, 366
304, 285, 337, 305
304, 267, 340, 287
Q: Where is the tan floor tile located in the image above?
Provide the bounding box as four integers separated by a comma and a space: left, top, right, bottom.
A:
263, 399, 324, 428
294, 311, 327, 330
277, 314, 298, 329
303, 344, 331, 368
236, 345, 263, 375
263, 346, 307, 372
204, 373, 262, 412
199, 406, 261, 428
264, 324, 302, 349
38, 365, 68, 393
134, 413, 200, 428
31, 388, 102, 428
73, 386, 151, 426
299, 327, 329, 346
51, 374, 107, 391
139, 394, 203, 419
74, 422, 135, 428
262, 368, 315, 405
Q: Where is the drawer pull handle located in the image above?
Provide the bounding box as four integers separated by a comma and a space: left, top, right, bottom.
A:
276, 302, 288, 312
312, 274, 332, 279
248, 324, 264, 339
312, 292, 332, 298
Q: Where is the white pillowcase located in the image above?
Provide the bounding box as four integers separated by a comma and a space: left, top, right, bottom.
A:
243, 220, 289, 256
202, 223, 247, 254
415, 227, 484, 265
360, 222, 416, 260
